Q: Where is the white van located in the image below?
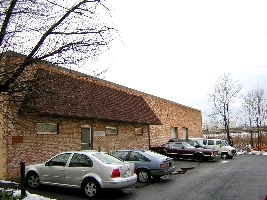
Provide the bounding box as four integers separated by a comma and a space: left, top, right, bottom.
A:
190, 138, 236, 159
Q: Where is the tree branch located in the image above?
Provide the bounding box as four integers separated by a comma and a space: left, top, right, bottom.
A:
0, 0, 17, 45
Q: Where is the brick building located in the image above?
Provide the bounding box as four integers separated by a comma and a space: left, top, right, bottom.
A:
0, 52, 202, 179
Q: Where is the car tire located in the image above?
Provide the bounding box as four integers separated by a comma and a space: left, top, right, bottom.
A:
137, 169, 151, 183
26, 172, 40, 188
221, 153, 228, 159
82, 178, 100, 198
195, 153, 204, 162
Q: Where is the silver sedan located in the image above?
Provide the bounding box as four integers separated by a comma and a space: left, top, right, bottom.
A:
25, 150, 137, 198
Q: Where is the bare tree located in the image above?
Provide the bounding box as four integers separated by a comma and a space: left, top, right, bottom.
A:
239, 90, 256, 147
0, 0, 115, 94
241, 87, 267, 151
208, 73, 242, 145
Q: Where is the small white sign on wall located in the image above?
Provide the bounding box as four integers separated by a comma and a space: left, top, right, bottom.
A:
94, 131, 105, 137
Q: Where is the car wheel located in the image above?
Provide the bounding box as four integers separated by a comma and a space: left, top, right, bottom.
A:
137, 169, 151, 183
195, 153, 204, 162
221, 153, 228, 159
82, 178, 100, 198
26, 172, 40, 188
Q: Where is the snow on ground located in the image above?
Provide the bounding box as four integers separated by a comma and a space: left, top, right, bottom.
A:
15, 191, 56, 200
0, 180, 55, 200
249, 151, 267, 155
2, 189, 56, 200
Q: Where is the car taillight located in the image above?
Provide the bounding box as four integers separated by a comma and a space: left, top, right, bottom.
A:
134, 166, 136, 174
111, 169, 120, 178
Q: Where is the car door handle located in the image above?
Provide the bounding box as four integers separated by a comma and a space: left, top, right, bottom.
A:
82, 170, 88, 173
60, 169, 65, 172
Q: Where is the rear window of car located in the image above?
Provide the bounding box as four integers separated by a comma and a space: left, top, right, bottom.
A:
144, 150, 166, 159
92, 153, 123, 164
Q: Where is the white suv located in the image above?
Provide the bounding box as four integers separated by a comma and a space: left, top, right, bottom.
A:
190, 138, 236, 159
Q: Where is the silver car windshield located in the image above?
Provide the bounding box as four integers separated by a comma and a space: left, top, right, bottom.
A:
93, 153, 123, 164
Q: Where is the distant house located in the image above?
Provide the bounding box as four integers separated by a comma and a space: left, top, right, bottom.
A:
0, 52, 202, 179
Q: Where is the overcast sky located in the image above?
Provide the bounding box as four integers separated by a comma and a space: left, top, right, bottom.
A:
87, 0, 267, 120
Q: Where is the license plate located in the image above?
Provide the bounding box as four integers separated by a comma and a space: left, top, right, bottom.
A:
125, 169, 131, 177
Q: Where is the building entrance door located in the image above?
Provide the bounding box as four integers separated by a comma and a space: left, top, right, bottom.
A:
170, 127, 178, 139
81, 125, 92, 150
182, 127, 188, 139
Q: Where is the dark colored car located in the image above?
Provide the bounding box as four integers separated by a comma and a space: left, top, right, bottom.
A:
111, 149, 176, 183
150, 142, 218, 162
168, 138, 208, 148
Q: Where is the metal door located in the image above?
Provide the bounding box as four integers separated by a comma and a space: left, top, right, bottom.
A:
182, 128, 188, 139
81, 125, 92, 150
170, 127, 178, 139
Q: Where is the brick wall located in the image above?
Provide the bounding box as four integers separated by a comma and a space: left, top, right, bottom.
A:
1, 108, 150, 179
142, 95, 202, 146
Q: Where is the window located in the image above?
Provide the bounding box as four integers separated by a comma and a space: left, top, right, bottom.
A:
37, 123, 58, 134
129, 152, 148, 162
69, 153, 93, 167
106, 126, 117, 135
208, 140, 214, 145
172, 143, 184, 149
93, 152, 123, 164
45, 153, 71, 167
135, 128, 143, 135
112, 151, 130, 161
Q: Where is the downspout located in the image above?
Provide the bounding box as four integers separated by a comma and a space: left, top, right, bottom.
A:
148, 125, 150, 149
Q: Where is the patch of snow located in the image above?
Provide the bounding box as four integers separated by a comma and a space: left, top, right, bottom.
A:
262, 152, 267, 156
250, 151, 262, 155
22, 193, 56, 200
1, 180, 56, 200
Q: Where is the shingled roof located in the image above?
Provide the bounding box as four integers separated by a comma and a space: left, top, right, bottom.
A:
19, 67, 162, 125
